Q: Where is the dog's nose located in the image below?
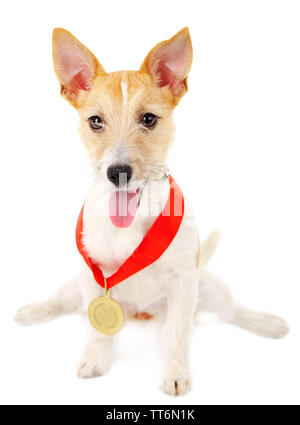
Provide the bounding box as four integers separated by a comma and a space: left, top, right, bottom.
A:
107, 164, 133, 187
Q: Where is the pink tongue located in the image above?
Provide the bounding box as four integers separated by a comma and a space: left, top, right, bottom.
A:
109, 191, 139, 228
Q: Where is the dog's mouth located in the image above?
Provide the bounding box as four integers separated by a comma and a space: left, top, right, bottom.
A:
108, 188, 141, 228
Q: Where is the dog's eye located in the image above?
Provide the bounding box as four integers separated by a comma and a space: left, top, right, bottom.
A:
140, 113, 158, 129
89, 116, 104, 131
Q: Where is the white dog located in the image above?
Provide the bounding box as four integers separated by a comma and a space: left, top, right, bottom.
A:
15, 28, 289, 396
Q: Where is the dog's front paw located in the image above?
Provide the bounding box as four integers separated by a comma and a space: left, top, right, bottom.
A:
77, 341, 112, 379
161, 375, 191, 397
15, 303, 58, 326
77, 354, 110, 379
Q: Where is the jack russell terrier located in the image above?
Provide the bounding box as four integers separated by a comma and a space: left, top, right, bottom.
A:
15, 28, 289, 396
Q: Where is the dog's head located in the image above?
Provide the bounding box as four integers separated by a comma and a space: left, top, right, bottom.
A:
53, 28, 193, 227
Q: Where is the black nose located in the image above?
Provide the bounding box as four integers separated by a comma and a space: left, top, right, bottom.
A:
107, 164, 133, 187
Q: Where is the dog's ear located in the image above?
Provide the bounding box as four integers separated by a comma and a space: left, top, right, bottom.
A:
140, 28, 193, 101
52, 28, 105, 105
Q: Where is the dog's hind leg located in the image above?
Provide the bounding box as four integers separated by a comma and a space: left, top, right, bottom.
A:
15, 276, 82, 326
197, 269, 289, 339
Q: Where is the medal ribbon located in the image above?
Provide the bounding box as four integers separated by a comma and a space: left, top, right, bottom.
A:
76, 176, 184, 290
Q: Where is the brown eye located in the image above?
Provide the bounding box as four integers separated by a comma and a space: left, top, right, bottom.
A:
141, 113, 158, 128
89, 115, 104, 131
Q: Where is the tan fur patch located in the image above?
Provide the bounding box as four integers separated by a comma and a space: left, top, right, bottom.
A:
133, 312, 154, 321
77, 70, 175, 170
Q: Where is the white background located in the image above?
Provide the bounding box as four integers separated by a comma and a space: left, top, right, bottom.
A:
0, 0, 299, 405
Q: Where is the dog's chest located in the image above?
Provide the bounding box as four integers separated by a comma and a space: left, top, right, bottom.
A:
78, 181, 184, 307
84, 223, 143, 275
81, 204, 169, 307
82, 192, 155, 276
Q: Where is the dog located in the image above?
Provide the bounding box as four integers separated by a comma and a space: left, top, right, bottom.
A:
15, 28, 289, 396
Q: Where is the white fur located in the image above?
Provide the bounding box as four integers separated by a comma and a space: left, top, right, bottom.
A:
15, 175, 289, 396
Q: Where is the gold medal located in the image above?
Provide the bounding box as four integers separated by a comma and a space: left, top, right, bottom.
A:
88, 279, 124, 336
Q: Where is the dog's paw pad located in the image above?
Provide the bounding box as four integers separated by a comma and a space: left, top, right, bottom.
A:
161, 376, 191, 397
15, 303, 56, 326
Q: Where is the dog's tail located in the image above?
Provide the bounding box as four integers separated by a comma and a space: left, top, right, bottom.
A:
199, 230, 221, 267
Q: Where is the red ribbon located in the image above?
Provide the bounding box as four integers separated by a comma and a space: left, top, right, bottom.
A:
76, 176, 184, 290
